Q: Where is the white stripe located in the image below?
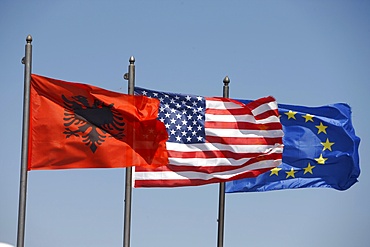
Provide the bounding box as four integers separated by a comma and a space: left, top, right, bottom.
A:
252, 101, 278, 116
169, 157, 253, 167
206, 98, 277, 115
206, 99, 243, 110
166, 142, 284, 153
134, 159, 282, 181
169, 147, 283, 167
205, 128, 284, 138
206, 114, 280, 123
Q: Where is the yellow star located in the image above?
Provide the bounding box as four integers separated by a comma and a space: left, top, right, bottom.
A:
302, 114, 314, 122
285, 110, 297, 120
315, 122, 328, 134
321, 138, 334, 151
303, 163, 315, 174
286, 168, 297, 178
315, 154, 328, 164
270, 167, 282, 176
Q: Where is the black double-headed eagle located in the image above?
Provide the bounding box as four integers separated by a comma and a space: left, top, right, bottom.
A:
62, 95, 125, 153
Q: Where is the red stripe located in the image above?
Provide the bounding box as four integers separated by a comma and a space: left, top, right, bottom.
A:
205, 136, 283, 145
134, 167, 272, 187
246, 96, 276, 110
205, 121, 282, 130
171, 153, 281, 173
205, 97, 245, 105
254, 109, 280, 120
168, 149, 277, 159
135, 153, 282, 173
206, 108, 280, 120
206, 107, 252, 116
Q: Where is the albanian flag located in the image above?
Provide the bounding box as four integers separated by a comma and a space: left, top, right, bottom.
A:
28, 74, 168, 170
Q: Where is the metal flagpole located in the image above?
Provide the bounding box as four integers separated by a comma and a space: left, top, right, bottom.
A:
217, 76, 230, 247
17, 35, 33, 247
123, 56, 135, 247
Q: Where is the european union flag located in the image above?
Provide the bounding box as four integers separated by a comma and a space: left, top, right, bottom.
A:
226, 102, 360, 192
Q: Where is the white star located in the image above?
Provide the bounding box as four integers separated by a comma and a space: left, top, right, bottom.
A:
176, 136, 181, 141
185, 95, 192, 101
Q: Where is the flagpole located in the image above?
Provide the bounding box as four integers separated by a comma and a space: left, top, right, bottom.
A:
217, 76, 230, 247
17, 35, 33, 247
123, 56, 135, 247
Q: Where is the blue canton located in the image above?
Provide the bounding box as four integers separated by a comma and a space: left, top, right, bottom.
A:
135, 88, 206, 144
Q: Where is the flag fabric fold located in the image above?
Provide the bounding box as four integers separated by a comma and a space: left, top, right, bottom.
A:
28, 74, 168, 170
226, 101, 360, 192
133, 87, 284, 187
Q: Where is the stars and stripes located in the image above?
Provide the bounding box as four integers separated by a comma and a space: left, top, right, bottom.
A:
133, 87, 284, 187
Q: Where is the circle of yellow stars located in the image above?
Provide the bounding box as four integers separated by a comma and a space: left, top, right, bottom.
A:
269, 110, 335, 179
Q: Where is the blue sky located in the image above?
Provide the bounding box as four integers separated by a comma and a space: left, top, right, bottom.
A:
1, 1, 369, 246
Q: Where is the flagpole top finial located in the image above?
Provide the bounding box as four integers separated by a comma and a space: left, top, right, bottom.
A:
223, 76, 230, 85
129, 56, 135, 64
26, 35, 32, 43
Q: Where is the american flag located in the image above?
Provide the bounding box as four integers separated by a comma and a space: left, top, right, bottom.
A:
133, 87, 284, 187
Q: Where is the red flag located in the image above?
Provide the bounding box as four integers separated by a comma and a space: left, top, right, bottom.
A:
133, 87, 284, 187
28, 74, 168, 170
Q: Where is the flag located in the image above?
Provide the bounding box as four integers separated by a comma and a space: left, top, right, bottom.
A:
226, 101, 360, 192
28, 74, 168, 170
133, 87, 284, 187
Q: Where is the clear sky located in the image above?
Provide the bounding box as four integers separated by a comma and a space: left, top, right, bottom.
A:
1, 1, 369, 246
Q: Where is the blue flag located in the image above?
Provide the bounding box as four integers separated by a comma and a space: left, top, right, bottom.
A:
225, 102, 360, 192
